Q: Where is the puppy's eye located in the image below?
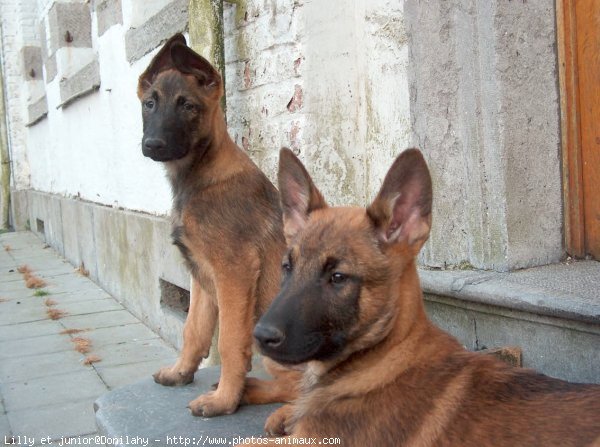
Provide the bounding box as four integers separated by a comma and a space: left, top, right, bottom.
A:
330, 272, 347, 284
144, 99, 155, 110
282, 261, 292, 274
183, 102, 195, 112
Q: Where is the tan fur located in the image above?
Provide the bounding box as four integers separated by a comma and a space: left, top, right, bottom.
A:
238, 148, 600, 446
140, 34, 299, 417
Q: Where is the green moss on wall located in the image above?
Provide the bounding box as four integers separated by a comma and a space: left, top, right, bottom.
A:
189, 0, 227, 112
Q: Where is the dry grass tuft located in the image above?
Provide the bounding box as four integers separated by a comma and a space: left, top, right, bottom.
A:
83, 355, 102, 365
47, 308, 67, 320
60, 328, 88, 335
72, 337, 92, 354
0, 297, 6, 303
75, 263, 89, 277
4, 244, 11, 252
25, 275, 47, 289
17, 264, 32, 274
44, 298, 57, 307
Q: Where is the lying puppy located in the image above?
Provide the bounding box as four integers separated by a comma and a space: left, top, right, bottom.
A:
242, 148, 600, 446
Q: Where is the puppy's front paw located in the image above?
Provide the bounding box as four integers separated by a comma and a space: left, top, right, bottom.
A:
153, 365, 194, 386
265, 404, 295, 437
188, 390, 239, 417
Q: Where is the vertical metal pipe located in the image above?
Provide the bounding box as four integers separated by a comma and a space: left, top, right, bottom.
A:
0, 25, 12, 230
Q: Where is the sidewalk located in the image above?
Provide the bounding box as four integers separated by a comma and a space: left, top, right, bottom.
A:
0, 231, 178, 444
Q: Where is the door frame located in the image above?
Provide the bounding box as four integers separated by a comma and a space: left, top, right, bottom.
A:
557, 0, 586, 257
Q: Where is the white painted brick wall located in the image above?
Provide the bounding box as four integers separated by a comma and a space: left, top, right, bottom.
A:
224, 0, 305, 189
0, 0, 412, 214
224, 0, 411, 206
0, 0, 39, 189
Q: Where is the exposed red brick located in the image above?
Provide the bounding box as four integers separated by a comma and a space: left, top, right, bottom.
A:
293, 57, 303, 76
287, 85, 303, 112
289, 121, 300, 150
244, 61, 251, 88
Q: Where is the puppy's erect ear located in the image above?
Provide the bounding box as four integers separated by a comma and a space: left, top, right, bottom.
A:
278, 148, 327, 242
137, 33, 186, 98
367, 148, 432, 253
170, 42, 222, 93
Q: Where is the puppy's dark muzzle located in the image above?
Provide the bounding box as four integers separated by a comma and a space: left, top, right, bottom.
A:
254, 323, 285, 350
142, 137, 168, 160
142, 137, 189, 162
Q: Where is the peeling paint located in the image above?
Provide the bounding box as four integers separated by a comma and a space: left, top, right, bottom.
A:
286, 84, 302, 112
243, 60, 251, 88
293, 56, 303, 76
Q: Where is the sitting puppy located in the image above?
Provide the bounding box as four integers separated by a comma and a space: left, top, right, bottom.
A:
242, 148, 600, 446
138, 34, 298, 417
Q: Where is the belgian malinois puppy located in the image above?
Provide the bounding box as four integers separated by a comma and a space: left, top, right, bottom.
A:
243, 148, 600, 446
137, 34, 294, 417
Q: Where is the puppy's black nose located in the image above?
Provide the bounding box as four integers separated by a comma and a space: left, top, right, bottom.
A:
143, 138, 166, 152
254, 323, 285, 348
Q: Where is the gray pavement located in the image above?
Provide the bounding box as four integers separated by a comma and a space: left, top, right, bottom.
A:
0, 231, 178, 445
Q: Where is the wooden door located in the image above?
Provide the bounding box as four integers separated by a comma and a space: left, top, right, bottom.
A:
558, 0, 600, 259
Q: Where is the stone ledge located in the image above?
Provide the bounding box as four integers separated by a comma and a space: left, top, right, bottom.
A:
421, 262, 600, 383
21, 46, 43, 80
48, 2, 93, 53
125, 0, 188, 63
96, 0, 123, 36
58, 59, 101, 108
26, 96, 48, 126
45, 53, 58, 83
419, 261, 600, 326
95, 366, 279, 446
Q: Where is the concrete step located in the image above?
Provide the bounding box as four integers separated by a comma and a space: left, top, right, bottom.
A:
95, 366, 280, 447
95, 261, 599, 444
421, 260, 600, 384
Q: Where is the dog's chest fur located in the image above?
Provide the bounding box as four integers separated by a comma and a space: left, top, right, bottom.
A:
170, 199, 212, 289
